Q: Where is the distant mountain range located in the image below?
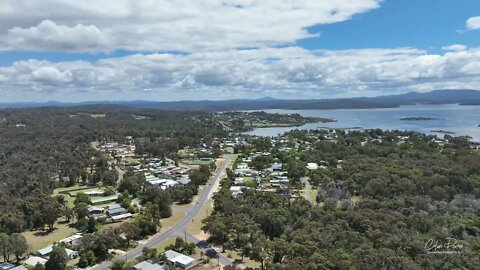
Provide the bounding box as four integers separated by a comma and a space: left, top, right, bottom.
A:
1, 89, 480, 111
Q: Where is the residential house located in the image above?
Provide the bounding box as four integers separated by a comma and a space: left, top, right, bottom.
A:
164, 250, 197, 269
133, 261, 165, 270
107, 204, 127, 216
59, 234, 83, 247
84, 190, 106, 197
230, 186, 244, 197
35, 245, 78, 259
91, 195, 119, 205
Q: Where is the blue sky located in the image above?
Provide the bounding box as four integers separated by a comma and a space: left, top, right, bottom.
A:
299, 0, 480, 52
0, 0, 479, 102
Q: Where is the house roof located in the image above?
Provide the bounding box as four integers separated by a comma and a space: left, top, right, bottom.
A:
59, 234, 83, 244
108, 203, 122, 210
10, 266, 28, 270
164, 250, 196, 266
84, 190, 105, 196
107, 207, 127, 215
0, 262, 16, 270
88, 206, 104, 213
112, 213, 133, 220
37, 245, 76, 257
24, 256, 47, 266
91, 195, 119, 204
133, 261, 165, 270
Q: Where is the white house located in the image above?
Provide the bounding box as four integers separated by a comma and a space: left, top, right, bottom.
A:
164, 250, 197, 269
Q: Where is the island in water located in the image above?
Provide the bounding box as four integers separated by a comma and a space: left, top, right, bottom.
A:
400, 116, 441, 121
431, 129, 456, 134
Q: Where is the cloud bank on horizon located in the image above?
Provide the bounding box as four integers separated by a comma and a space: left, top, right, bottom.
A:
0, 0, 479, 102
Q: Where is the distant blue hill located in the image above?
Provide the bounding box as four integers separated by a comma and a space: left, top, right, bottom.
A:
1, 89, 479, 111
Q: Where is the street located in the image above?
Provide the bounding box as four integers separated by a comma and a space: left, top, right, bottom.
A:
92, 154, 235, 269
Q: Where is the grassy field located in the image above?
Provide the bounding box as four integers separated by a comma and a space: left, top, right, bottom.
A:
190, 160, 213, 166
124, 157, 140, 166
154, 238, 176, 252
226, 250, 261, 269
52, 185, 84, 208
161, 211, 186, 230
311, 189, 317, 203
186, 202, 213, 235
243, 176, 257, 188
22, 222, 78, 251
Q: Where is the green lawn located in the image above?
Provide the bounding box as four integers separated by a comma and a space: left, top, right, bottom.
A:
190, 160, 213, 166
125, 157, 140, 165
52, 185, 84, 208
311, 189, 317, 203
244, 177, 257, 188
22, 222, 78, 251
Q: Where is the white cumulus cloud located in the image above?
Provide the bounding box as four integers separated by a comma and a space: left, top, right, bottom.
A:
467, 16, 480, 30
0, 0, 381, 52
1, 47, 480, 101
442, 44, 467, 52
7, 20, 108, 53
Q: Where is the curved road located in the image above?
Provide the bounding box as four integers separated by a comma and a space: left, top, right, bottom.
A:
92, 154, 235, 269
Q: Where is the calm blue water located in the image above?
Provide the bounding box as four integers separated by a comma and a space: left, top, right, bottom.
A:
244, 104, 480, 141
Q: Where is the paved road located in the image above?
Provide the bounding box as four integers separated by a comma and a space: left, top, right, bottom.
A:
180, 232, 233, 266
92, 154, 235, 269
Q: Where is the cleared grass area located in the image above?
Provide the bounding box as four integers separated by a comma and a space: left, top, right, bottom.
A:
22, 222, 78, 251
243, 177, 257, 188
67, 257, 80, 267
52, 185, 82, 207
187, 202, 213, 235
124, 157, 140, 166
97, 221, 124, 232
160, 211, 186, 230
190, 160, 213, 166
154, 238, 176, 252
226, 147, 234, 154
226, 250, 261, 269
311, 189, 317, 203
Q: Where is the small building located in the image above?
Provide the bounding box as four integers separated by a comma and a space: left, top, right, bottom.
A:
176, 175, 191, 185
0, 262, 16, 270
107, 206, 128, 217
230, 186, 244, 197
36, 245, 77, 259
112, 213, 133, 222
164, 250, 197, 269
269, 163, 283, 171
83, 190, 106, 197
133, 261, 165, 270
306, 163, 318, 170
88, 206, 105, 215
59, 234, 83, 247
9, 266, 27, 270
234, 177, 244, 185
91, 195, 119, 205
